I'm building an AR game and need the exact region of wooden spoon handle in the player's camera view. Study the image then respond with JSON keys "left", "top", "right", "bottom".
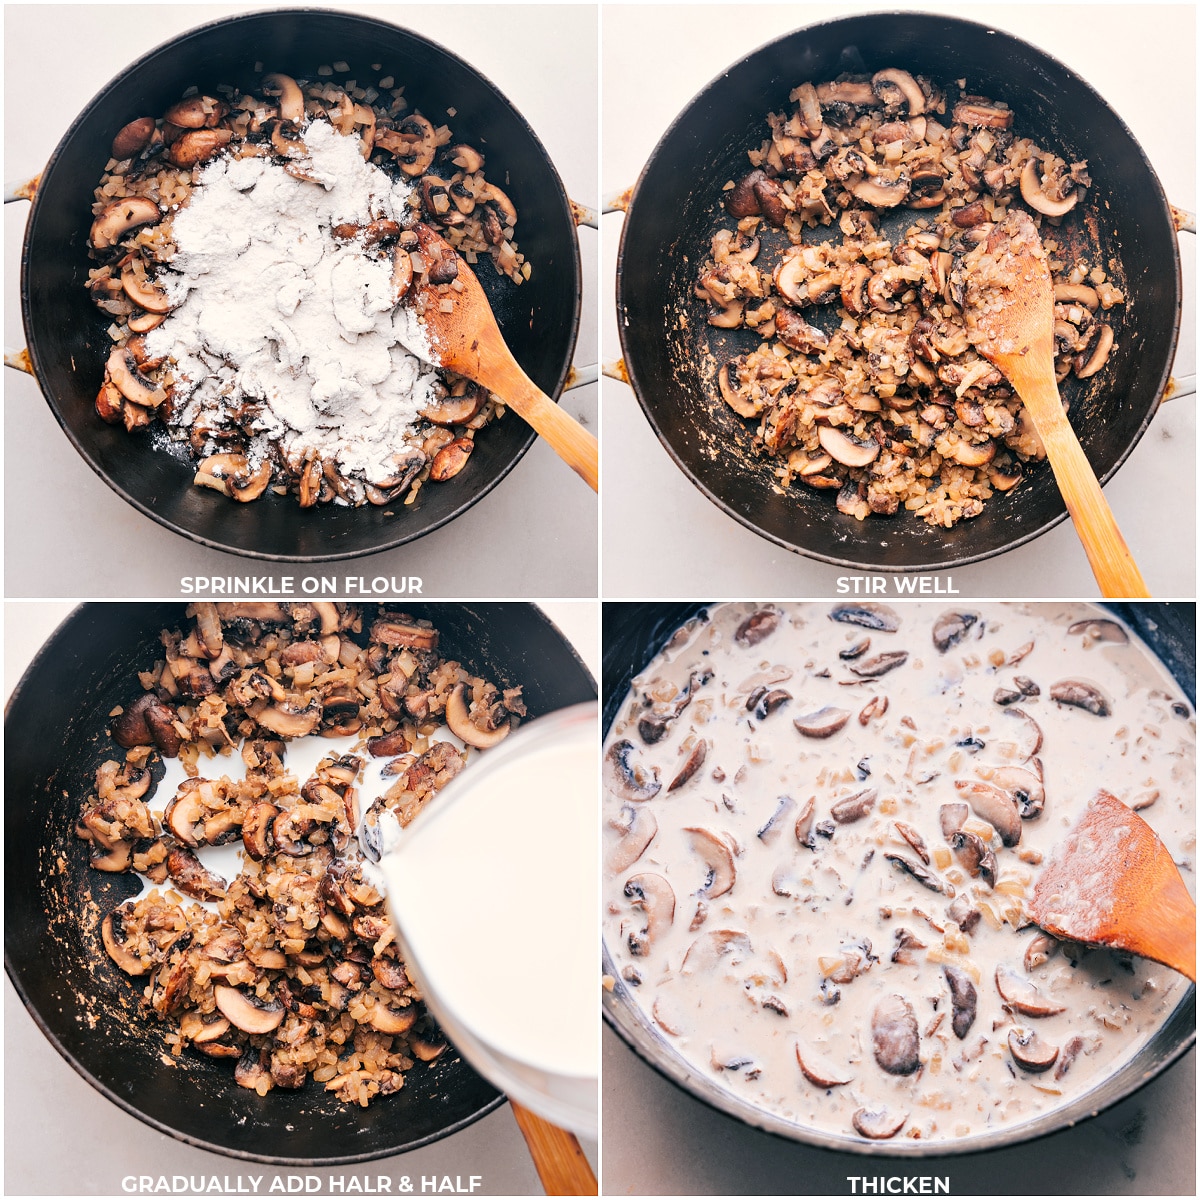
{"left": 483, "top": 357, "right": 598, "bottom": 491}
{"left": 509, "top": 1100, "right": 597, "bottom": 1196}
{"left": 1022, "top": 378, "right": 1148, "bottom": 597}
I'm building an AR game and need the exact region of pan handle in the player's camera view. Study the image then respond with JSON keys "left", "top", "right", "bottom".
{"left": 4, "top": 175, "right": 40, "bottom": 374}
{"left": 1172, "top": 206, "right": 1196, "bottom": 236}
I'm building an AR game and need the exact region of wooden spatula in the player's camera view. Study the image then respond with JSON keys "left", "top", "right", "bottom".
{"left": 509, "top": 1100, "right": 598, "bottom": 1196}
{"left": 397, "top": 223, "right": 598, "bottom": 491}
{"left": 1029, "top": 789, "right": 1195, "bottom": 980}
{"left": 958, "top": 209, "right": 1147, "bottom": 597}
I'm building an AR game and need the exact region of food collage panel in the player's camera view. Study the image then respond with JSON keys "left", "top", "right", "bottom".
{"left": 3, "top": 3, "right": 1194, "bottom": 1198}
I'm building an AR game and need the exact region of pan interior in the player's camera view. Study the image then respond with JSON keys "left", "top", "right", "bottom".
{"left": 5, "top": 602, "right": 595, "bottom": 1164}
{"left": 618, "top": 13, "right": 1180, "bottom": 571}
{"left": 22, "top": 10, "right": 581, "bottom": 561}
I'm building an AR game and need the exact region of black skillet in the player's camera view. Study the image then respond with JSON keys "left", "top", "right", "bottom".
{"left": 5, "top": 603, "right": 595, "bottom": 1164}
{"left": 601, "top": 601, "right": 1196, "bottom": 1155}
{"left": 16, "top": 9, "right": 581, "bottom": 562}
{"left": 616, "top": 12, "right": 1183, "bottom": 573}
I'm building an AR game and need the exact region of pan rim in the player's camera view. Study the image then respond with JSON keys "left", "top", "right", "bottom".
{"left": 615, "top": 9, "right": 1183, "bottom": 574}
{"left": 19, "top": 6, "right": 583, "bottom": 564}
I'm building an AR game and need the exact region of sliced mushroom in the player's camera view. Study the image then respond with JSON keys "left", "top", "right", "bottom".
{"left": 111, "top": 117, "right": 156, "bottom": 160}
{"left": 995, "top": 966, "right": 1066, "bottom": 1017}
{"left": 885, "top": 852, "right": 953, "bottom": 896}
{"left": 794, "top": 796, "right": 816, "bottom": 846}
{"left": 686, "top": 827, "right": 737, "bottom": 898}
{"left": 1067, "top": 617, "right": 1129, "bottom": 645}
{"left": 1020, "top": 156, "right": 1079, "bottom": 217}
{"left": 624, "top": 873, "right": 676, "bottom": 954}
{"left": 91, "top": 196, "right": 161, "bottom": 251}
{"left": 949, "top": 830, "right": 996, "bottom": 887}
{"left": 893, "top": 821, "right": 929, "bottom": 865}
{"left": 852, "top": 1107, "right": 908, "bottom": 1140}
{"left": 256, "top": 701, "right": 322, "bottom": 738}
{"left": 119, "top": 265, "right": 172, "bottom": 314}
{"left": 818, "top": 425, "right": 880, "bottom": 468}
{"left": 735, "top": 607, "right": 781, "bottom": 646}
{"left": 1003, "top": 707, "right": 1044, "bottom": 759}
{"left": 445, "top": 682, "right": 511, "bottom": 749}
{"left": 607, "top": 805, "right": 658, "bottom": 873}
{"left": 943, "top": 966, "right": 978, "bottom": 1039}
{"left": 990, "top": 765, "right": 1046, "bottom": 819}
{"left": 668, "top": 740, "right": 707, "bottom": 791}
{"left": 681, "top": 929, "right": 751, "bottom": 975}
{"left": 872, "top": 69, "right": 925, "bottom": 115}
{"left": 848, "top": 173, "right": 910, "bottom": 207}
{"left": 952, "top": 99, "right": 1013, "bottom": 129}
{"left": 796, "top": 1041, "right": 853, "bottom": 1088}
{"left": 955, "top": 779, "right": 1022, "bottom": 847}
{"left": 241, "top": 801, "right": 278, "bottom": 861}
{"left": 950, "top": 438, "right": 996, "bottom": 467}
{"left": 939, "top": 802, "right": 968, "bottom": 838}
{"left": 1049, "top": 679, "right": 1111, "bottom": 717}
{"left": 166, "top": 127, "right": 232, "bottom": 167}
{"left": 871, "top": 993, "right": 920, "bottom": 1075}
{"left": 1008, "top": 1027, "right": 1059, "bottom": 1073}
{"left": 1024, "top": 932, "right": 1060, "bottom": 972}
{"left": 829, "top": 604, "right": 900, "bottom": 632}
{"left": 214, "top": 984, "right": 284, "bottom": 1034}
{"left": 263, "top": 72, "right": 305, "bottom": 123}
{"left": 101, "top": 906, "right": 148, "bottom": 975}
{"left": 106, "top": 346, "right": 166, "bottom": 408}
{"left": 831, "top": 787, "right": 877, "bottom": 824}
{"left": 367, "top": 1002, "right": 417, "bottom": 1035}
{"left": 1055, "top": 1034, "right": 1087, "bottom": 1080}
{"left": 605, "top": 739, "right": 661, "bottom": 802}
{"left": 849, "top": 651, "right": 908, "bottom": 678}
{"left": 166, "top": 846, "right": 227, "bottom": 901}
{"left": 932, "top": 611, "right": 978, "bottom": 653}
{"left": 794, "top": 706, "right": 850, "bottom": 738}
{"left": 164, "top": 786, "right": 204, "bottom": 847}
{"left": 757, "top": 795, "right": 797, "bottom": 843}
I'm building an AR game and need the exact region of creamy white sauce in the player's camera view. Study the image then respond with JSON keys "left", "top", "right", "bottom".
{"left": 603, "top": 603, "right": 1194, "bottom": 1144}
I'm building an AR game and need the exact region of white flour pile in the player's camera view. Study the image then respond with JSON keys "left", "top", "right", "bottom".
{"left": 146, "top": 119, "right": 438, "bottom": 484}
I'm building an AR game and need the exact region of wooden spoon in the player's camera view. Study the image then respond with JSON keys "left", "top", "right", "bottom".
{"left": 509, "top": 1099, "right": 598, "bottom": 1196}
{"left": 958, "top": 210, "right": 1147, "bottom": 597}
{"left": 1029, "top": 788, "right": 1195, "bottom": 980}
{"left": 396, "top": 223, "right": 598, "bottom": 491}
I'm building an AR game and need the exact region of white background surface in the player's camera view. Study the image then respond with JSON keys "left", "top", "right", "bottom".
{"left": 602, "top": 3, "right": 1197, "bottom": 599}
{"left": 4, "top": 599, "right": 598, "bottom": 1196}
{"left": 3, "top": 3, "right": 598, "bottom": 598}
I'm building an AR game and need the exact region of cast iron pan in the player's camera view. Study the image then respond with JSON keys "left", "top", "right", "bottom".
{"left": 19, "top": 9, "right": 581, "bottom": 561}
{"left": 5, "top": 603, "right": 595, "bottom": 1164}
{"left": 617, "top": 13, "right": 1183, "bottom": 572}
{"left": 600, "top": 601, "right": 1196, "bottom": 1155}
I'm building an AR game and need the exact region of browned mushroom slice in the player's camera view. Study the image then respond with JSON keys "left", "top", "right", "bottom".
{"left": 872, "top": 68, "right": 925, "bottom": 114}
{"left": 995, "top": 966, "right": 1066, "bottom": 1017}
{"left": 849, "top": 650, "right": 908, "bottom": 678}
{"left": 751, "top": 688, "right": 792, "bottom": 720}
{"left": 990, "top": 765, "right": 1046, "bottom": 819}
{"left": 120, "top": 265, "right": 172, "bottom": 314}
{"left": 757, "top": 795, "right": 797, "bottom": 843}
{"left": 263, "top": 72, "right": 305, "bottom": 122}
{"left": 717, "top": 360, "right": 762, "bottom": 419}
{"left": 91, "top": 196, "right": 161, "bottom": 250}
{"left": 164, "top": 785, "right": 205, "bottom": 847}
{"left": 735, "top": 607, "right": 781, "bottom": 646}
{"left": 944, "top": 966, "right": 977, "bottom": 1039}
{"left": 241, "top": 801, "right": 278, "bottom": 861}
{"left": 831, "top": 787, "right": 877, "bottom": 824}
{"left": 1049, "top": 679, "right": 1111, "bottom": 717}
{"left": 1024, "top": 932, "right": 1060, "bottom": 972}
{"left": 796, "top": 1041, "right": 853, "bottom": 1087}
{"left": 1009, "top": 1027, "right": 1059, "bottom": 1073}
{"left": 256, "top": 701, "right": 322, "bottom": 738}
{"left": 818, "top": 425, "right": 880, "bottom": 468}
{"left": 215, "top": 984, "right": 285, "bottom": 1034}
{"left": 817, "top": 80, "right": 880, "bottom": 109}
{"left": 848, "top": 173, "right": 911, "bottom": 207}
{"left": 367, "top": 1002, "right": 418, "bottom": 1035}
{"left": 681, "top": 929, "right": 751, "bottom": 975}
{"left": 947, "top": 893, "right": 981, "bottom": 935}
{"left": 871, "top": 993, "right": 920, "bottom": 1075}
{"left": 605, "top": 739, "right": 661, "bottom": 802}
{"left": 112, "top": 117, "right": 156, "bottom": 160}
{"left": 950, "top": 438, "right": 996, "bottom": 468}
{"left": 101, "top": 906, "right": 148, "bottom": 975}
{"left": 950, "top": 829, "right": 997, "bottom": 888}
{"left": 668, "top": 740, "right": 707, "bottom": 791}
{"left": 775, "top": 307, "right": 830, "bottom": 354}
{"left": 1003, "top": 707, "right": 1044, "bottom": 759}
{"left": 445, "top": 682, "right": 510, "bottom": 749}
{"left": 794, "top": 795, "right": 816, "bottom": 845}
{"left": 853, "top": 1106, "right": 908, "bottom": 1140}
{"left": 955, "top": 780, "right": 1022, "bottom": 847}
{"left": 106, "top": 346, "right": 166, "bottom": 408}
{"left": 1020, "top": 155, "right": 1079, "bottom": 217}
{"left": 952, "top": 98, "right": 1013, "bottom": 129}
{"left": 932, "top": 611, "right": 979, "bottom": 653}
{"left": 793, "top": 706, "right": 850, "bottom": 738}
{"left": 686, "top": 827, "right": 737, "bottom": 898}
{"left": 166, "top": 846, "right": 227, "bottom": 901}
{"left": 893, "top": 821, "right": 929, "bottom": 864}
{"left": 624, "top": 873, "right": 676, "bottom": 955}
{"left": 829, "top": 603, "right": 900, "bottom": 632}
{"left": 166, "top": 128, "right": 233, "bottom": 168}
{"left": 1055, "top": 1034, "right": 1088, "bottom": 1080}
{"left": 607, "top": 805, "right": 658, "bottom": 873}
{"left": 885, "top": 852, "right": 953, "bottom": 896}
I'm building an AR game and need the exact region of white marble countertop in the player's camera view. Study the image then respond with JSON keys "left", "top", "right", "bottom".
{"left": 4, "top": 599, "right": 598, "bottom": 1196}
{"left": 3, "top": 4, "right": 598, "bottom": 598}
{"left": 601, "top": 3, "right": 1196, "bottom": 599}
